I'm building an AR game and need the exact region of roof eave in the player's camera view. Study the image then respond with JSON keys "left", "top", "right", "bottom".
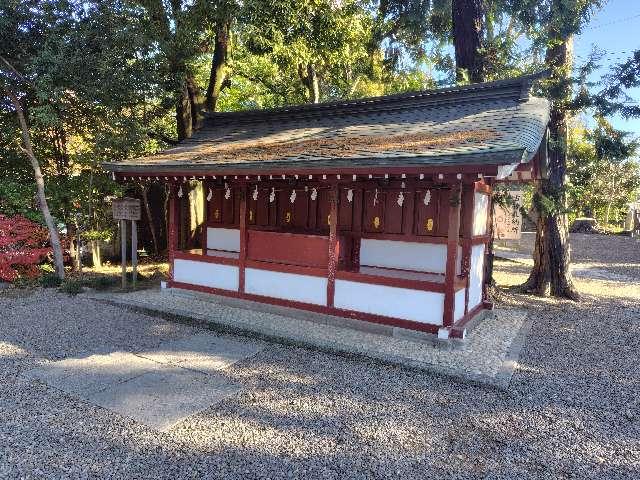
{"left": 102, "top": 147, "right": 530, "bottom": 176}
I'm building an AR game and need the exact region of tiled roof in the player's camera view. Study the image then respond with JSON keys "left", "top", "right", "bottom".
{"left": 104, "top": 74, "right": 550, "bottom": 174}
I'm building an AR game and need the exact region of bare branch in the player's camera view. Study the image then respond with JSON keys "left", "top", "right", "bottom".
{"left": 0, "top": 55, "right": 34, "bottom": 88}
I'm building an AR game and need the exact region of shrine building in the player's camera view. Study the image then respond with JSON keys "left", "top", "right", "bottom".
{"left": 103, "top": 74, "right": 550, "bottom": 340}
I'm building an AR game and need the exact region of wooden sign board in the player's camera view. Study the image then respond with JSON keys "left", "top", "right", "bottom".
{"left": 112, "top": 198, "right": 141, "bottom": 221}
{"left": 494, "top": 191, "right": 523, "bottom": 240}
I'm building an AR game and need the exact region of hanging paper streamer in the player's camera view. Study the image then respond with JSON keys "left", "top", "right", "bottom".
{"left": 290, "top": 189, "right": 297, "bottom": 203}
{"left": 252, "top": 185, "right": 258, "bottom": 201}
{"left": 347, "top": 189, "right": 353, "bottom": 203}
{"left": 401, "top": 181, "right": 406, "bottom": 189}
{"left": 269, "top": 187, "right": 276, "bottom": 203}
{"left": 423, "top": 190, "right": 431, "bottom": 206}
{"left": 373, "top": 188, "right": 379, "bottom": 206}
{"left": 177, "top": 185, "right": 183, "bottom": 198}
{"left": 224, "top": 182, "right": 231, "bottom": 200}
{"left": 310, "top": 187, "right": 318, "bottom": 201}
{"left": 206, "top": 188, "right": 212, "bottom": 202}
{"left": 397, "top": 191, "right": 404, "bottom": 207}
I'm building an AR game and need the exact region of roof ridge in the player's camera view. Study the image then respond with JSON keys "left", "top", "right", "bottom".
{"left": 203, "top": 72, "right": 547, "bottom": 125}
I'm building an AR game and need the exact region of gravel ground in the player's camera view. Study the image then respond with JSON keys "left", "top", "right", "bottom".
{"left": 1, "top": 234, "right": 639, "bottom": 479}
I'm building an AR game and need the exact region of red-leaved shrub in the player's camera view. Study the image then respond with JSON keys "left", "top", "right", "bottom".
{"left": 0, "top": 215, "right": 52, "bottom": 282}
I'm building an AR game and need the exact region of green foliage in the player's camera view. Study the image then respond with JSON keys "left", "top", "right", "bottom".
{"left": 86, "top": 275, "right": 118, "bottom": 290}
{"left": 0, "top": 181, "right": 41, "bottom": 222}
{"left": 567, "top": 120, "right": 640, "bottom": 225}
{"left": 1, "top": 0, "right": 638, "bottom": 255}
{"left": 59, "top": 279, "right": 84, "bottom": 296}
{"left": 39, "top": 272, "right": 62, "bottom": 288}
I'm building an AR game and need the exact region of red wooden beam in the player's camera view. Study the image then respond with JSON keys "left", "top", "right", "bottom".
{"left": 168, "top": 185, "right": 178, "bottom": 281}
{"left": 201, "top": 181, "right": 209, "bottom": 253}
{"left": 442, "top": 183, "right": 462, "bottom": 327}
{"left": 327, "top": 184, "right": 339, "bottom": 307}
{"left": 238, "top": 185, "right": 248, "bottom": 293}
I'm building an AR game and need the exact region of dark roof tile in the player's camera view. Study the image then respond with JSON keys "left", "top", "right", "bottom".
{"left": 104, "top": 74, "right": 549, "bottom": 174}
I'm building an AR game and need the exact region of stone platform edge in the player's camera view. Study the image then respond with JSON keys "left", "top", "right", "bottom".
{"left": 85, "top": 287, "right": 528, "bottom": 390}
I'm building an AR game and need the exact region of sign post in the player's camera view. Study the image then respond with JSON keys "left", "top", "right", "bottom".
{"left": 113, "top": 198, "right": 141, "bottom": 289}
{"left": 493, "top": 190, "right": 523, "bottom": 241}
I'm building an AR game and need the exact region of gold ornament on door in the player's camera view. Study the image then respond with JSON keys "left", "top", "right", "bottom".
{"left": 425, "top": 218, "right": 433, "bottom": 231}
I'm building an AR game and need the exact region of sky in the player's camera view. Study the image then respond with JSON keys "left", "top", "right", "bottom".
{"left": 574, "top": 0, "right": 640, "bottom": 135}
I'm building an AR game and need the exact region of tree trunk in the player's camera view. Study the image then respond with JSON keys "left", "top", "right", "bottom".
{"left": 452, "top": 0, "right": 485, "bottom": 83}
{"left": 298, "top": 63, "right": 320, "bottom": 103}
{"left": 186, "top": 75, "right": 203, "bottom": 131}
{"left": 141, "top": 185, "right": 159, "bottom": 255}
{"left": 74, "top": 218, "right": 82, "bottom": 272}
{"left": 91, "top": 240, "right": 102, "bottom": 268}
{"left": 522, "top": 35, "right": 579, "bottom": 300}
{"left": 205, "top": 21, "right": 230, "bottom": 112}
{"left": 307, "top": 64, "right": 319, "bottom": 103}
{"left": 176, "top": 80, "right": 192, "bottom": 141}
{"left": 6, "top": 89, "right": 65, "bottom": 279}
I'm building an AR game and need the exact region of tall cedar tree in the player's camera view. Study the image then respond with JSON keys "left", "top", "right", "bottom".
{"left": 522, "top": 0, "right": 582, "bottom": 299}
{"left": 451, "top": 0, "right": 485, "bottom": 82}
{"left": 522, "top": 38, "right": 578, "bottom": 298}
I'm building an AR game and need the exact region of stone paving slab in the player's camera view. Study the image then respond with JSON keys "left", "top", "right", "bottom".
{"left": 136, "top": 333, "right": 262, "bottom": 374}
{"left": 22, "top": 333, "right": 263, "bottom": 431}
{"left": 86, "top": 367, "right": 240, "bottom": 431}
{"left": 23, "top": 352, "right": 162, "bottom": 396}
{"left": 87, "top": 289, "right": 531, "bottom": 389}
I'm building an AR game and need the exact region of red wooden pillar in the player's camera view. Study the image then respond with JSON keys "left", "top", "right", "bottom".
{"left": 201, "top": 180, "right": 208, "bottom": 254}
{"left": 460, "top": 182, "right": 475, "bottom": 315}
{"left": 238, "top": 184, "right": 248, "bottom": 293}
{"left": 168, "top": 183, "right": 179, "bottom": 281}
{"left": 327, "top": 184, "right": 339, "bottom": 307}
{"left": 443, "top": 182, "right": 462, "bottom": 327}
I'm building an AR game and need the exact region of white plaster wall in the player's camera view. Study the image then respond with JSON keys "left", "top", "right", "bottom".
{"left": 472, "top": 192, "right": 489, "bottom": 236}
{"left": 454, "top": 288, "right": 466, "bottom": 322}
{"left": 206, "top": 227, "right": 240, "bottom": 252}
{"left": 173, "top": 259, "right": 239, "bottom": 291}
{"left": 468, "top": 244, "right": 485, "bottom": 309}
{"left": 245, "top": 268, "right": 327, "bottom": 305}
{"left": 334, "top": 280, "right": 444, "bottom": 325}
{"left": 360, "top": 239, "right": 447, "bottom": 273}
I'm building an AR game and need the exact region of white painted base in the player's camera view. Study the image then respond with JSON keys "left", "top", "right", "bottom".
{"left": 173, "top": 259, "right": 239, "bottom": 291}
{"left": 473, "top": 192, "right": 489, "bottom": 236}
{"left": 160, "top": 281, "right": 167, "bottom": 290}
{"left": 334, "top": 279, "right": 444, "bottom": 325}
{"left": 454, "top": 288, "right": 466, "bottom": 321}
{"left": 437, "top": 327, "right": 450, "bottom": 340}
{"left": 206, "top": 227, "right": 240, "bottom": 252}
{"left": 245, "top": 268, "right": 327, "bottom": 305}
{"left": 468, "top": 244, "right": 485, "bottom": 310}
{"left": 360, "top": 239, "right": 447, "bottom": 273}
